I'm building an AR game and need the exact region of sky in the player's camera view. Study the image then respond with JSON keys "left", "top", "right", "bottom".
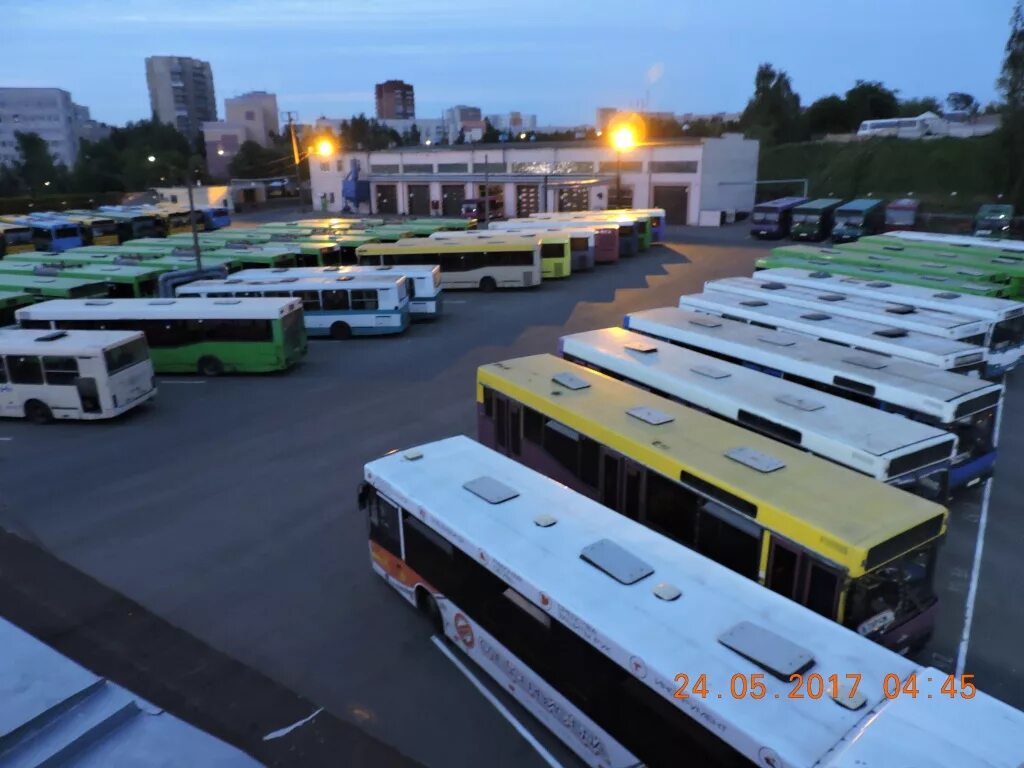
{"left": 1, "top": 0, "right": 1017, "bottom": 128}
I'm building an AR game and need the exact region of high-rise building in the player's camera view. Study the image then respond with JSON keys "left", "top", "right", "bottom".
{"left": 375, "top": 80, "right": 415, "bottom": 119}
{"left": 145, "top": 56, "right": 217, "bottom": 139}
{"left": 0, "top": 87, "right": 97, "bottom": 167}
{"left": 443, "top": 105, "right": 483, "bottom": 143}
{"left": 486, "top": 111, "right": 538, "bottom": 135}
{"left": 224, "top": 91, "right": 279, "bottom": 146}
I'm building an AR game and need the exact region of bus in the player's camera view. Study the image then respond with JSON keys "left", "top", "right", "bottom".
{"left": 0, "top": 290, "right": 35, "bottom": 326}
{"left": 759, "top": 245, "right": 1020, "bottom": 296}
{"left": 93, "top": 208, "right": 163, "bottom": 241}
{"left": 430, "top": 231, "right": 572, "bottom": 279}
{"left": 356, "top": 238, "right": 542, "bottom": 291}
{"left": 230, "top": 265, "right": 442, "bottom": 320}
{"left": 867, "top": 230, "right": 1024, "bottom": 254}
{"left": 0, "top": 273, "right": 108, "bottom": 300}
{"left": 705, "top": 276, "right": 991, "bottom": 344}
{"left": 0, "top": 327, "right": 156, "bottom": 423}
{"left": 749, "top": 197, "right": 808, "bottom": 239}
{"left": 362, "top": 435, "right": 1024, "bottom": 768}
{"left": 494, "top": 218, "right": 620, "bottom": 263}
{"left": 194, "top": 205, "right": 231, "bottom": 231}
{"left": 856, "top": 113, "right": 947, "bottom": 138}
{"left": 404, "top": 217, "right": 474, "bottom": 230}
{"left": 0, "top": 222, "right": 33, "bottom": 257}
{"left": 624, "top": 306, "right": 1003, "bottom": 490}
{"left": 476, "top": 354, "right": 948, "bottom": 653}
{"left": 0, "top": 260, "right": 161, "bottom": 299}
{"left": 752, "top": 267, "right": 1024, "bottom": 376}
{"left": 306, "top": 235, "right": 380, "bottom": 266}
{"left": 628, "top": 207, "right": 666, "bottom": 242}
{"left": 678, "top": 291, "right": 987, "bottom": 374}
{"left": 33, "top": 248, "right": 238, "bottom": 276}
{"left": 2, "top": 216, "right": 83, "bottom": 252}
{"left": 62, "top": 214, "right": 119, "bottom": 245}
{"left": 884, "top": 199, "right": 920, "bottom": 231}
{"left": 487, "top": 223, "right": 602, "bottom": 269}
{"left": 176, "top": 274, "right": 410, "bottom": 339}
{"left": 460, "top": 196, "right": 503, "bottom": 222}
{"left": 17, "top": 297, "right": 306, "bottom": 375}
{"left": 789, "top": 199, "right": 844, "bottom": 242}
{"left": 560, "top": 327, "right": 955, "bottom": 495}
{"left": 534, "top": 211, "right": 652, "bottom": 252}
{"left": 973, "top": 203, "right": 1014, "bottom": 238}
{"left": 831, "top": 199, "right": 886, "bottom": 243}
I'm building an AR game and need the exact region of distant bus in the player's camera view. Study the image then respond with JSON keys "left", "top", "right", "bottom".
{"left": 176, "top": 274, "right": 410, "bottom": 339}
{"left": 625, "top": 306, "right": 1002, "bottom": 490}
{"left": 0, "top": 260, "right": 161, "bottom": 298}
{"left": 476, "top": 354, "right": 948, "bottom": 653}
{"left": 677, "top": 291, "right": 987, "bottom": 374}
{"left": 93, "top": 208, "right": 163, "bottom": 241}
{"left": 460, "top": 196, "right": 503, "bottom": 222}
{"left": 2, "top": 216, "right": 83, "bottom": 252}
{"left": 487, "top": 224, "right": 602, "bottom": 269}
{"left": 973, "top": 203, "right": 1014, "bottom": 238}
{"left": 531, "top": 211, "right": 644, "bottom": 255}
{"left": 831, "top": 199, "right": 886, "bottom": 243}
{"left": 0, "top": 273, "right": 108, "bottom": 300}
{"left": 430, "top": 231, "right": 573, "bottom": 278}
{"left": 361, "top": 435, "right": 1024, "bottom": 768}
{"left": 17, "top": 297, "right": 306, "bottom": 375}
{"left": 0, "top": 290, "right": 35, "bottom": 326}
{"left": 0, "top": 222, "right": 33, "bottom": 257}
{"left": 230, "top": 265, "right": 443, "bottom": 320}
{"left": 884, "top": 198, "right": 920, "bottom": 231}
{"left": 869, "top": 230, "right": 1024, "bottom": 254}
{"left": 705, "top": 276, "right": 991, "bottom": 345}
{"left": 0, "top": 327, "right": 156, "bottom": 423}
{"left": 789, "top": 198, "right": 844, "bottom": 242}
{"left": 856, "top": 114, "right": 946, "bottom": 139}
{"left": 196, "top": 205, "right": 231, "bottom": 230}
{"left": 752, "top": 267, "right": 1024, "bottom": 376}
{"left": 560, "top": 326, "right": 955, "bottom": 495}
{"left": 749, "top": 197, "right": 808, "bottom": 239}
{"left": 493, "top": 218, "right": 619, "bottom": 263}
{"left": 356, "top": 238, "right": 541, "bottom": 291}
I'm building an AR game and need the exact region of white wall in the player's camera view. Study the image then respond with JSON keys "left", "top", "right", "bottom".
{"left": 699, "top": 133, "right": 759, "bottom": 214}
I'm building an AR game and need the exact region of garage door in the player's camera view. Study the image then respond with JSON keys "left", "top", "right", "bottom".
{"left": 376, "top": 184, "right": 398, "bottom": 215}
{"left": 442, "top": 185, "right": 466, "bottom": 217}
{"left": 516, "top": 185, "right": 539, "bottom": 217}
{"left": 653, "top": 185, "right": 689, "bottom": 225}
{"left": 408, "top": 184, "right": 430, "bottom": 216}
{"left": 558, "top": 186, "right": 590, "bottom": 212}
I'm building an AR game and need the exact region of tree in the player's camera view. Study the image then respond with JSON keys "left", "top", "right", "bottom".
{"left": 804, "top": 95, "right": 852, "bottom": 136}
{"left": 844, "top": 80, "right": 899, "bottom": 128}
{"left": 480, "top": 118, "right": 501, "bottom": 143}
{"left": 14, "top": 131, "right": 68, "bottom": 194}
{"left": 454, "top": 128, "right": 466, "bottom": 145}
{"left": 407, "top": 123, "right": 421, "bottom": 145}
{"left": 227, "top": 140, "right": 279, "bottom": 178}
{"left": 998, "top": 0, "right": 1024, "bottom": 206}
{"left": 946, "top": 92, "right": 979, "bottom": 116}
{"left": 645, "top": 116, "right": 686, "bottom": 139}
{"left": 898, "top": 96, "right": 942, "bottom": 116}
{"left": 740, "top": 63, "right": 802, "bottom": 145}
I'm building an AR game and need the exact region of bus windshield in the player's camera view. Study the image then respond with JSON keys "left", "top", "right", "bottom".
{"left": 847, "top": 545, "right": 937, "bottom": 637}
{"left": 991, "top": 315, "right": 1024, "bottom": 349}
{"left": 887, "top": 209, "right": 916, "bottom": 226}
{"left": 752, "top": 211, "right": 779, "bottom": 223}
{"left": 104, "top": 337, "right": 150, "bottom": 374}
{"left": 792, "top": 214, "right": 819, "bottom": 224}
{"left": 836, "top": 215, "right": 864, "bottom": 227}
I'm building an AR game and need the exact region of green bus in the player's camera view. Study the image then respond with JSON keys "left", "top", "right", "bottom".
{"left": 831, "top": 198, "right": 886, "bottom": 242}
{"left": 0, "top": 260, "right": 162, "bottom": 297}
{"left": 974, "top": 203, "right": 1014, "bottom": 238}
{"left": 837, "top": 240, "right": 1024, "bottom": 297}
{"left": 189, "top": 230, "right": 339, "bottom": 266}
{"left": 754, "top": 251, "right": 1012, "bottom": 298}
{"left": 17, "top": 296, "right": 307, "bottom": 375}
{"left": 789, "top": 198, "right": 845, "bottom": 242}
{"left": 0, "top": 290, "right": 35, "bottom": 325}
{"left": 0, "top": 273, "right": 109, "bottom": 299}
{"left": 405, "top": 217, "right": 475, "bottom": 230}
{"left": 757, "top": 245, "right": 1019, "bottom": 297}
{"left": 860, "top": 233, "right": 1024, "bottom": 258}
{"left": 23, "top": 248, "right": 241, "bottom": 275}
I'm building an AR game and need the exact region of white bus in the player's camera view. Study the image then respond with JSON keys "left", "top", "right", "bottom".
{"left": 705, "top": 276, "right": 991, "bottom": 343}
{"left": 678, "top": 291, "right": 988, "bottom": 374}
{"left": 229, "top": 265, "right": 443, "bottom": 321}
{"left": 882, "top": 230, "right": 1024, "bottom": 253}
{"left": 752, "top": 267, "right": 1024, "bottom": 376}
{"left": 530, "top": 211, "right": 642, "bottom": 256}
{"left": 361, "top": 435, "right": 1024, "bottom": 768}
{"left": 428, "top": 230, "right": 576, "bottom": 279}
{"left": 560, "top": 327, "right": 955, "bottom": 494}
{"left": 492, "top": 218, "right": 620, "bottom": 263}
{"left": 485, "top": 223, "right": 599, "bottom": 270}
{"left": 0, "top": 327, "right": 155, "bottom": 423}
{"left": 176, "top": 274, "right": 410, "bottom": 340}
{"left": 624, "top": 306, "right": 1002, "bottom": 491}
{"left": 856, "top": 114, "right": 947, "bottom": 139}
{"left": 356, "top": 238, "right": 542, "bottom": 291}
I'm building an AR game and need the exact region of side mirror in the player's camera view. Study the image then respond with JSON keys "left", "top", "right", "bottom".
{"left": 357, "top": 482, "right": 370, "bottom": 511}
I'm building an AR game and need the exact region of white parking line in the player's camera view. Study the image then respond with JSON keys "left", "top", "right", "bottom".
{"left": 956, "top": 478, "right": 992, "bottom": 677}
{"left": 0, "top": 437, "right": 12, "bottom": 441}
{"left": 158, "top": 380, "right": 207, "bottom": 385}
{"left": 431, "top": 635, "right": 564, "bottom": 768}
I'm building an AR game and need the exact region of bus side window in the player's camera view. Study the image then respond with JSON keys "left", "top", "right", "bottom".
{"left": 321, "top": 289, "right": 350, "bottom": 311}
{"left": 350, "top": 290, "right": 379, "bottom": 311}
{"left": 368, "top": 492, "right": 402, "bottom": 557}
{"left": 0, "top": 358, "right": 7, "bottom": 383}
{"left": 5, "top": 355, "right": 43, "bottom": 385}
{"left": 482, "top": 386, "right": 494, "bottom": 418}
{"left": 806, "top": 562, "right": 840, "bottom": 618}
{"left": 295, "top": 291, "right": 322, "bottom": 311}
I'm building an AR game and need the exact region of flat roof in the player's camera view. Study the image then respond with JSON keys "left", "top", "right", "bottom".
{"left": 0, "top": 326, "right": 143, "bottom": 351}
{"left": 754, "top": 197, "right": 808, "bottom": 209}
{"left": 478, "top": 354, "right": 945, "bottom": 570}
{"left": 179, "top": 274, "right": 405, "bottom": 291}
{"left": 836, "top": 198, "right": 885, "bottom": 212}
{"left": 793, "top": 198, "right": 845, "bottom": 211}
{"left": 16, "top": 297, "right": 301, "bottom": 321}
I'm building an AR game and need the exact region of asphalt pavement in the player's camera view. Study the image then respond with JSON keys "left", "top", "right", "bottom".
{"left": 1, "top": 223, "right": 1021, "bottom": 767}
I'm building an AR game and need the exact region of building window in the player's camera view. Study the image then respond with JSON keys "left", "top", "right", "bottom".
{"left": 402, "top": 163, "right": 433, "bottom": 173}
{"left": 336, "top": 159, "right": 345, "bottom": 172}
{"left": 650, "top": 160, "right": 698, "bottom": 173}
{"left": 472, "top": 162, "right": 506, "bottom": 173}
{"left": 320, "top": 162, "right": 329, "bottom": 172}
{"left": 370, "top": 164, "right": 400, "bottom": 174}
{"left": 598, "top": 160, "right": 643, "bottom": 173}
{"left": 438, "top": 163, "right": 469, "bottom": 173}
{"left": 329, "top": 192, "right": 335, "bottom": 203}
{"left": 245, "top": 110, "right": 255, "bottom": 120}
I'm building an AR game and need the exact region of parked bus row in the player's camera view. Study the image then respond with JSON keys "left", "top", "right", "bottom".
{"left": 752, "top": 196, "right": 1017, "bottom": 242}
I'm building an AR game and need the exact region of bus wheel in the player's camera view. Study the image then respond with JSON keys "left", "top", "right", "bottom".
{"left": 25, "top": 400, "right": 53, "bottom": 424}
{"left": 479, "top": 276, "right": 497, "bottom": 292}
{"left": 416, "top": 588, "right": 443, "bottom": 633}
{"left": 198, "top": 356, "right": 224, "bottom": 376}
{"left": 329, "top": 322, "right": 352, "bottom": 340}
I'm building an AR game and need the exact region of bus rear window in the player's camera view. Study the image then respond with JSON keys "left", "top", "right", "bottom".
{"left": 570, "top": 237, "right": 587, "bottom": 252}
{"left": 104, "top": 337, "right": 149, "bottom": 374}
{"left": 540, "top": 243, "right": 563, "bottom": 259}
{"left": 56, "top": 226, "right": 79, "bottom": 239}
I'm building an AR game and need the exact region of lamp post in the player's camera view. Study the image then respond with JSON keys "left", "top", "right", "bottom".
{"left": 149, "top": 153, "right": 205, "bottom": 270}
{"left": 610, "top": 125, "right": 637, "bottom": 210}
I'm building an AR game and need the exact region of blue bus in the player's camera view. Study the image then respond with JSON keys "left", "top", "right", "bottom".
{"left": 4, "top": 215, "right": 84, "bottom": 252}
{"left": 749, "top": 196, "right": 808, "bottom": 239}
{"left": 198, "top": 206, "right": 232, "bottom": 230}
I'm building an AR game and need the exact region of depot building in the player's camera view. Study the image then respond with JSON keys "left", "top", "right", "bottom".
{"left": 308, "top": 134, "right": 758, "bottom": 225}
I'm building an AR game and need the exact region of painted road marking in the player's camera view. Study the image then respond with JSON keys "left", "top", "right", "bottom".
{"left": 956, "top": 478, "right": 992, "bottom": 677}
{"left": 262, "top": 707, "right": 323, "bottom": 741}
{"left": 158, "top": 380, "right": 207, "bottom": 385}
{"left": 0, "top": 437, "right": 12, "bottom": 441}
{"left": 431, "top": 635, "right": 564, "bottom": 768}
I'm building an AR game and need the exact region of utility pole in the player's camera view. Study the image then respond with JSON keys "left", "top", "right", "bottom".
{"left": 483, "top": 152, "right": 490, "bottom": 227}
{"left": 283, "top": 110, "right": 304, "bottom": 206}
{"left": 185, "top": 156, "right": 203, "bottom": 271}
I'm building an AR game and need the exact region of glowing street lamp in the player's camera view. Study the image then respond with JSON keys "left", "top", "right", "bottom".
{"left": 147, "top": 155, "right": 156, "bottom": 163}
{"left": 607, "top": 116, "right": 643, "bottom": 209}
{"left": 316, "top": 138, "right": 336, "bottom": 158}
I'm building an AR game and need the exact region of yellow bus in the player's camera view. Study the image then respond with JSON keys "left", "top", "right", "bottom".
{"left": 427, "top": 230, "right": 573, "bottom": 279}
{"left": 476, "top": 353, "right": 947, "bottom": 654}
{"left": 356, "top": 237, "right": 541, "bottom": 291}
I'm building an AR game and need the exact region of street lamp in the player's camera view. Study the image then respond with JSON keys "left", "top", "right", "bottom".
{"left": 149, "top": 153, "right": 206, "bottom": 270}
{"left": 147, "top": 155, "right": 156, "bottom": 163}
{"left": 610, "top": 124, "right": 637, "bottom": 209}
{"left": 216, "top": 148, "right": 225, "bottom": 156}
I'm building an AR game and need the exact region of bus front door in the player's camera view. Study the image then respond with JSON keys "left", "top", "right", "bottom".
{"left": 489, "top": 393, "right": 522, "bottom": 459}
